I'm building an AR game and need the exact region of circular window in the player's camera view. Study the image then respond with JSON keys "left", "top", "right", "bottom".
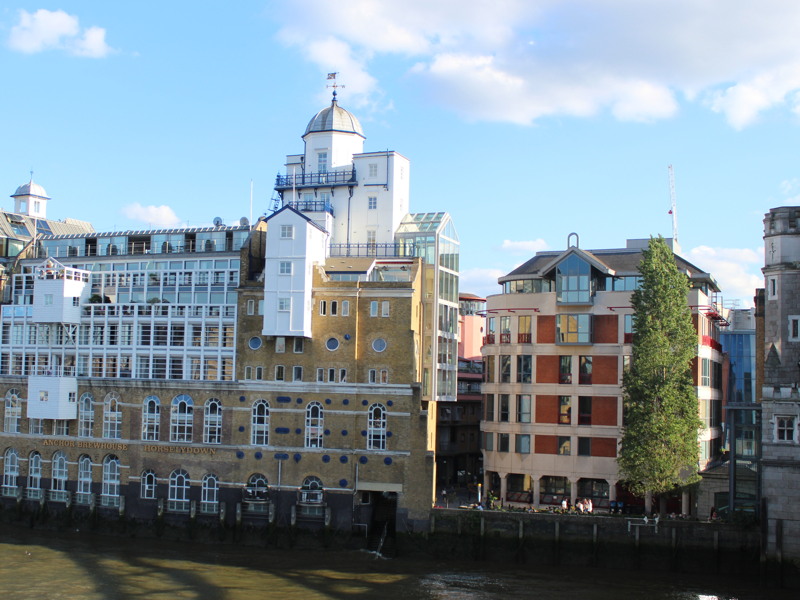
{"left": 248, "top": 336, "right": 262, "bottom": 350}
{"left": 326, "top": 337, "right": 340, "bottom": 351}
{"left": 372, "top": 338, "right": 387, "bottom": 352}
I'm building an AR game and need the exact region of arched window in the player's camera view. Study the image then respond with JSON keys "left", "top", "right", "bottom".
{"left": 245, "top": 473, "right": 268, "bottom": 500}
{"left": 2, "top": 448, "right": 19, "bottom": 493}
{"left": 78, "top": 393, "right": 95, "bottom": 437}
{"left": 170, "top": 394, "right": 193, "bottom": 442}
{"left": 168, "top": 469, "right": 190, "bottom": 512}
{"left": 304, "top": 402, "right": 323, "bottom": 448}
{"left": 141, "top": 469, "right": 157, "bottom": 499}
{"left": 251, "top": 399, "right": 270, "bottom": 446}
{"left": 102, "top": 392, "right": 121, "bottom": 439}
{"left": 51, "top": 451, "right": 68, "bottom": 501}
{"left": 27, "top": 452, "right": 42, "bottom": 499}
{"left": 367, "top": 403, "right": 387, "bottom": 450}
{"left": 299, "top": 475, "right": 324, "bottom": 506}
{"left": 77, "top": 455, "right": 93, "bottom": 503}
{"left": 4, "top": 389, "right": 21, "bottom": 433}
{"left": 142, "top": 395, "right": 160, "bottom": 441}
{"left": 201, "top": 474, "right": 218, "bottom": 514}
{"left": 101, "top": 455, "right": 120, "bottom": 506}
{"left": 203, "top": 398, "right": 222, "bottom": 444}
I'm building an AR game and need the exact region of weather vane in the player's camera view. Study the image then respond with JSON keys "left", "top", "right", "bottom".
{"left": 326, "top": 72, "right": 344, "bottom": 100}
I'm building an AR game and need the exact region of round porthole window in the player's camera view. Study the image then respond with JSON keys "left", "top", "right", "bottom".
{"left": 372, "top": 338, "right": 387, "bottom": 353}
{"left": 326, "top": 337, "right": 340, "bottom": 351}
{"left": 248, "top": 336, "right": 262, "bottom": 350}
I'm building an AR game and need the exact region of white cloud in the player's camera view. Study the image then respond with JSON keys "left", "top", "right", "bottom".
{"left": 121, "top": 203, "right": 181, "bottom": 228}
{"left": 459, "top": 267, "right": 505, "bottom": 299}
{"left": 273, "top": 1, "right": 800, "bottom": 127}
{"left": 501, "top": 239, "right": 549, "bottom": 254}
{"left": 7, "top": 9, "right": 112, "bottom": 58}
{"left": 687, "top": 245, "right": 763, "bottom": 307}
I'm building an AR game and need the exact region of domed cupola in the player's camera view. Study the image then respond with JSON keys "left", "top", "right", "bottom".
{"left": 11, "top": 176, "right": 50, "bottom": 219}
{"left": 303, "top": 91, "right": 365, "bottom": 139}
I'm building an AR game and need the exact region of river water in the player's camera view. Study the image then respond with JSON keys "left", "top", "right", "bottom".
{"left": 0, "top": 529, "right": 789, "bottom": 600}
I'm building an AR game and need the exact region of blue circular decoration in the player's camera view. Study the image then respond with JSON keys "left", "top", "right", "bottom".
{"left": 295, "top": 428, "right": 302, "bottom": 434}
{"left": 236, "top": 451, "right": 245, "bottom": 459}
{"left": 344, "top": 334, "right": 351, "bottom": 340}
{"left": 387, "top": 431, "right": 393, "bottom": 437}
{"left": 384, "top": 457, "right": 393, "bottom": 465}
{"left": 239, "top": 396, "right": 246, "bottom": 402}
{"left": 296, "top": 398, "right": 302, "bottom": 404}
{"left": 324, "top": 429, "right": 330, "bottom": 436}
{"left": 341, "top": 430, "right": 348, "bottom": 436}
{"left": 361, "top": 430, "right": 367, "bottom": 437}
{"left": 322, "top": 455, "right": 330, "bottom": 463}
{"left": 340, "top": 455, "right": 348, "bottom": 463}
{"left": 275, "top": 453, "right": 289, "bottom": 460}
{"left": 255, "top": 452, "right": 263, "bottom": 460}
{"left": 238, "top": 426, "right": 245, "bottom": 432}
{"left": 362, "top": 400, "right": 368, "bottom": 406}
{"left": 339, "top": 479, "right": 348, "bottom": 487}
{"left": 248, "top": 336, "right": 262, "bottom": 350}
{"left": 343, "top": 399, "right": 349, "bottom": 405}
{"left": 359, "top": 456, "right": 368, "bottom": 464}
{"left": 387, "top": 400, "right": 393, "bottom": 407}
{"left": 326, "top": 337, "right": 340, "bottom": 351}
{"left": 294, "top": 453, "right": 301, "bottom": 463}
{"left": 325, "top": 398, "right": 331, "bottom": 405}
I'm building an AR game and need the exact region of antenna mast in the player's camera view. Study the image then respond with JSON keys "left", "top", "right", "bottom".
{"left": 668, "top": 164, "right": 678, "bottom": 244}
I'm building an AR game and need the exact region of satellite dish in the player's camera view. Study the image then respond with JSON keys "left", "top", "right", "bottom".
{"left": 213, "top": 217, "right": 223, "bottom": 227}
{"left": 240, "top": 217, "right": 250, "bottom": 227}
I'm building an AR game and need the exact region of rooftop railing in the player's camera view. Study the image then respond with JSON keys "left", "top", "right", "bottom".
{"left": 275, "top": 169, "right": 356, "bottom": 189}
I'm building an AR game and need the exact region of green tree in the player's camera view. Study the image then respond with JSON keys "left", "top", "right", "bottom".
{"left": 618, "top": 236, "right": 702, "bottom": 498}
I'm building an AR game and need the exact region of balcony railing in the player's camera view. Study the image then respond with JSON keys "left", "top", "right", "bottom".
{"left": 499, "top": 333, "right": 511, "bottom": 344}
{"left": 30, "top": 366, "right": 76, "bottom": 377}
{"left": 48, "top": 489, "right": 70, "bottom": 502}
{"left": 329, "top": 243, "right": 416, "bottom": 258}
{"left": 483, "top": 334, "right": 495, "bottom": 345}
{"left": 518, "top": 333, "right": 532, "bottom": 344}
{"left": 275, "top": 169, "right": 356, "bottom": 189}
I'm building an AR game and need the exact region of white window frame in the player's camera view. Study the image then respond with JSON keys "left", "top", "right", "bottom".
{"left": 370, "top": 301, "right": 378, "bottom": 317}
{"left": 141, "top": 469, "right": 157, "bottom": 499}
{"left": 204, "top": 399, "right": 222, "bottom": 444}
{"left": 201, "top": 474, "right": 219, "bottom": 514}
{"left": 142, "top": 395, "right": 160, "bottom": 441}
{"left": 251, "top": 399, "right": 270, "bottom": 446}
{"left": 293, "top": 366, "right": 303, "bottom": 381}
{"left": 278, "top": 297, "right": 290, "bottom": 311}
{"left": 305, "top": 402, "right": 324, "bottom": 448}
{"left": 275, "top": 365, "right": 285, "bottom": 381}
{"left": 247, "top": 299, "right": 255, "bottom": 315}
{"left": 293, "top": 337, "right": 304, "bottom": 353}
{"left": 280, "top": 224, "right": 294, "bottom": 239}
{"left": 341, "top": 300, "right": 350, "bottom": 317}
{"left": 368, "top": 196, "right": 377, "bottom": 210}
{"left": 279, "top": 261, "right": 292, "bottom": 275}
{"left": 367, "top": 403, "right": 387, "bottom": 450}
{"left": 78, "top": 393, "right": 94, "bottom": 437}
{"left": 168, "top": 469, "right": 190, "bottom": 513}
{"left": 170, "top": 394, "right": 194, "bottom": 443}
{"left": 102, "top": 393, "right": 122, "bottom": 440}
{"left": 382, "top": 301, "right": 390, "bottom": 317}
{"left": 775, "top": 416, "right": 796, "bottom": 442}
{"left": 101, "top": 455, "right": 121, "bottom": 506}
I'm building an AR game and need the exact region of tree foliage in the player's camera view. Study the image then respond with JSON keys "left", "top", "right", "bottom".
{"left": 618, "top": 236, "right": 702, "bottom": 496}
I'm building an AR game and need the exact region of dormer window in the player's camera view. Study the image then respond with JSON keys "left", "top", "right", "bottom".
{"left": 556, "top": 255, "right": 592, "bottom": 303}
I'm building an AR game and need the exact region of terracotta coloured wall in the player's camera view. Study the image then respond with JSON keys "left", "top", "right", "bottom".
{"left": 537, "top": 315, "right": 555, "bottom": 344}
{"left": 535, "top": 395, "right": 560, "bottom": 423}
{"left": 591, "top": 437, "right": 618, "bottom": 457}
{"left": 592, "top": 355, "right": 618, "bottom": 384}
{"left": 536, "top": 355, "right": 559, "bottom": 383}
{"left": 535, "top": 434, "right": 558, "bottom": 454}
{"left": 593, "top": 396, "right": 618, "bottom": 426}
{"left": 593, "top": 315, "right": 618, "bottom": 344}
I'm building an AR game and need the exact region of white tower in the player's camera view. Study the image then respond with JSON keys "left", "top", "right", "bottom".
{"left": 11, "top": 177, "right": 50, "bottom": 219}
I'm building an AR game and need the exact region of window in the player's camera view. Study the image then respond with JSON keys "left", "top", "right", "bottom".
{"left": 341, "top": 301, "right": 350, "bottom": 317}
{"left": 776, "top": 416, "right": 796, "bottom": 442}
{"left": 499, "top": 394, "right": 510, "bottom": 422}
{"left": 278, "top": 298, "right": 290, "bottom": 311}
{"left": 201, "top": 474, "right": 219, "bottom": 514}
{"left": 330, "top": 300, "right": 338, "bottom": 316}
{"left": 368, "top": 163, "right": 378, "bottom": 177}
{"left": 498, "top": 433, "right": 510, "bottom": 453}
{"left": 319, "top": 300, "right": 327, "bottom": 316}
{"left": 252, "top": 400, "right": 270, "bottom": 445}
{"left": 54, "top": 420, "right": 69, "bottom": 436}
{"left": 382, "top": 301, "right": 390, "bottom": 317}
{"left": 578, "top": 396, "right": 592, "bottom": 425}
{"left": 789, "top": 316, "right": 800, "bottom": 341}
{"left": 168, "top": 469, "right": 190, "bottom": 512}
{"left": 578, "top": 437, "right": 592, "bottom": 456}
{"left": 51, "top": 452, "right": 68, "bottom": 500}
{"left": 484, "top": 432, "right": 494, "bottom": 451}
{"left": 579, "top": 356, "right": 592, "bottom": 385}
{"left": 248, "top": 336, "right": 262, "bottom": 350}
{"left": 293, "top": 366, "right": 303, "bottom": 381}
{"left": 142, "top": 395, "right": 160, "bottom": 441}
{"left": 44, "top": 294, "right": 53, "bottom": 306}
{"left": 280, "top": 224, "right": 294, "bottom": 239}
{"left": 279, "top": 261, "right": 292, "bottom": 275}
{"left": 485, "top": 394, "right": 495, "bottom": 421}
{"left": 370, "top": 301, "right": 378, "bottom": 317}
{"left": 4, "top": 390, "right": 21, "bottom": 433}
{"left": 305, "top": 402, "right": 324, "bottom": 448}
{"left": 559, "top": 396, "right": 571, "bottom": 425}
{"left": 701, "top": 358, "right": 711, "bottom": 387}
{"left": 517, "top": 355, "right": 532, "bottom": 383}
{"left": 275, "top": 337, "right": 285, "bottom": 353}
{"left": 247, "top": 299, "right": 255, "bottom": 315}
{"left": 556, "top": 254, "right": 592, "bottom": 303}
{"left": 500, "top": 355, "right": 511, "bottom": 383}
{"left": 294, "top": 337, "right": 304, "bottom": 353}
{"left": 102, "top": 393, "right": 122, "bottom": 439}
{"left": 317, "top": 151, "right": 328, "bottom": 173}
{"left": 340, "top": 368, "right": 348, "bottom": 382}
{"left": 3, "top": 448, "right": 19, "bottom": 493}
{"left": 368, "top": 403, "right": 387, "bottom": 450}
{"left": 558, "top": 436, "right": 571, "bottom": 455}
{"left": 275, "top": 365, "right": 285, "bottom": 381}
{"left": 77, "top": 455, "right": 92, "bottom": 503}
{"left": 204, "top": 398, "right": 222, "bottom": 444}
{"left": 515, "top": 434, "right": 531, "bottom": 454}
{"left": 326, "top": 337, "right": 339, "bottom": 351}
{"left": 517, "top": 395, "right": 531, "bottom": 423}
{"left": 170, "top": 394, "right": 194, "bottom": 442}
{"left": 372, "top": 338, "right": 387, "bottom": 352}
{"left": 29, "top": 418, "right": 43, "bottom": 435}
{"left": 101, "top": 455, "right": 121, "bottom": 506}
{"left": 559, "top": 356, "right": 572, "bottom": 384}
{"left": 368, "top": 369, "right": 388, "bottom": 384}
{"left": 768, "top": 276, "right": 777, "bottom": 299}
{"left": 367, "top": 230, "right": 377, "bottom": 253}
{"left": 557, "top": 314, "right": 592, "bottom": 344}
{"left": 141, "top": 470, "right": 157, "bottom": 499}
{"left": 518, "top": 315, "right": 532, "bottom": 343}
{"left": 27, "top": 452, "right": 42, "bottom": 499}
{"left": 368, "top": 196, "right": 377, "bottom": 210}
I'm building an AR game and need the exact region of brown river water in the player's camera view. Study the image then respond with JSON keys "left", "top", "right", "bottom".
{"left": 0, "top": 528, "right": 790, "bottom": 600}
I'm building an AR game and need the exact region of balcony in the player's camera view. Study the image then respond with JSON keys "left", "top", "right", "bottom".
{"left": 329, "top": 242, "right": 416, "bottom": 259}
{"left": 518, "top": 333, "right": 532, "bottom": 344}
{"left": 286, "top": 199, "right": 334, "bottom": 215}
{"left": 275, "top": 168, "right": 356, "bottom": 190}
{"left": 499, "top": 333, "right": 511, "bottom": 344}
{"left": 483, "top": 334, "right": 495, "bottom": 345}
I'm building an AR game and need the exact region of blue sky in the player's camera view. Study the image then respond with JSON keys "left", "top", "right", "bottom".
{"left": 2, "top": 1, "right": 799, "bottom": 305}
